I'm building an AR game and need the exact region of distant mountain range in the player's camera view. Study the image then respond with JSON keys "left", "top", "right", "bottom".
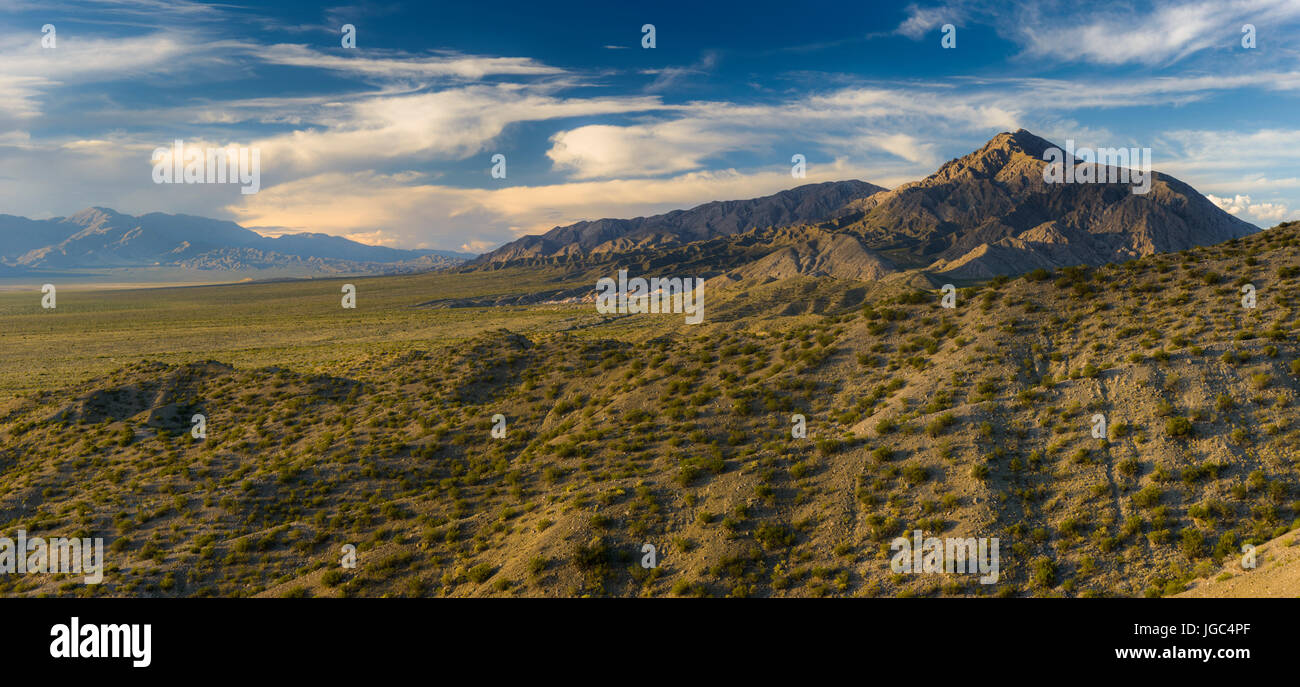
{"left": 0, "top": 208, "right": 474, "bottom": 275}
{"left": 472, "top": 130, "right": 1260, "bottom": 282}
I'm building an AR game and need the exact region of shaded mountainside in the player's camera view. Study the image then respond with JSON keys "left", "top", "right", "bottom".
{"left": 473, "top": 180, "right": 887, "bottom": 265}
{"left": 467, "top": 130, "right": 1258, "bottom": 286}
{"left": 0, "top": 207, "right": 468, "bottom": 273}
{"left": 3, "top": 221, "right": 1300, "bottom": 597}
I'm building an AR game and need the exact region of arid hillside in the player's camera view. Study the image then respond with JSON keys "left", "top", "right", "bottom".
{"left": 2, "top": 222, "right": 1299, "bottom": 597}
{"left": 1176, "top": 529, "right": 1300, "bottom": 598}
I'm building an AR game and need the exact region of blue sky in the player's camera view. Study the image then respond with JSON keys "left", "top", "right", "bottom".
{"left": 1, "top": 0, "right": 1298, "bottom": 252}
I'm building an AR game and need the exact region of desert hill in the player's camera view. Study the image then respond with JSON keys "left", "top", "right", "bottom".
{"left": 1175, "top": 528, "right": 1300, "bottom": 597}
{"left": 2, "top": 220, "right": 1297, "bottom": 598}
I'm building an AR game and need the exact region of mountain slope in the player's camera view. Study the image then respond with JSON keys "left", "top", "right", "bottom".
{"left": 1175, "top": 529, "right": 1300, "bottom": 598}
{"left": 726, "top": 231, "right": 894, "bottom": 283}
{"left": 469, "top": 130, "right": 1259, "bottom": 285}
{"left": 842, "top": 129, "right": 1260, "bottom": 277}
{"left": 15, "top": 208, "right": 265, "bottom": 267}
{"left": 474, "top": 180, "right": 887, "bottom": 265}
{"left": 0, "top": 213, "right": 91, "bottom": 257}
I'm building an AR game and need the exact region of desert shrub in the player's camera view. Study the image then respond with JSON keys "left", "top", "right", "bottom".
{"left": 467, "top": 563, "right": 495, "bottom": 584}
{"left": 754, "top": 523, "right": 796, "bottom": 549}
{"left": 902, "top": 464, "right": 929, "bottom": 484}
{"left": 925, "top": 412, "right": 956, "bottom": 437}
{"left": 1180, "top": 528, "right": 1207, "bottom": 559}
{"left": 1164, "top": 416, "right": 1193, "bottom": 438}
{"left": 1031, "top": 557, "right": 1056, "bottom": 588}
{"left": 1133, "top": 485, "right": 1162, "bottom": 508}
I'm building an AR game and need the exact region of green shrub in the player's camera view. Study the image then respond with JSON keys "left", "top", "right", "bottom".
{"left": 1164, "top": 416, "right": 1193, "bottom": 438}
{"left": 467, "top": 563, "right": 495, "bottom": 583}
{"left": 1133, "top": 485, "right": 1162, "bottom": 508}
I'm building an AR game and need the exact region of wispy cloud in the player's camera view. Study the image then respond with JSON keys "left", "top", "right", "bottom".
{"left": 0, "top": 30, "right": 227, "bottom": 120}
{"left": 640, "top": 52, "right": 719, "bottom": 92}
{"left": 259, "top": 44, "right": 567, "bottom": 80}
{"left": 896, "top": 3, "right": 963, "bottom": 39}
{"left": 1013, "top": 0, "right": 1300, "bottom": 66}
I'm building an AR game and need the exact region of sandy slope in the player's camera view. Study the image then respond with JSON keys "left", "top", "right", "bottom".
{"left": 1176, "top": 531, "right": 1300, "bottom": 597}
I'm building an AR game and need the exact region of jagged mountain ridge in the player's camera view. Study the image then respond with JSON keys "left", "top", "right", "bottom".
{"left": 843, "top": 129, "right": 1260, "bottom": 278}
{"left": 470, "top": 130, "right": 1259, "bottom": 282}
{"left": 473, "top": 180, "right": 887, "bottom": 265}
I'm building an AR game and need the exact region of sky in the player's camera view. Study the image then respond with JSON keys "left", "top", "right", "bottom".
{"left": 1, "top": 0, "right": 1298, "bottom": 253}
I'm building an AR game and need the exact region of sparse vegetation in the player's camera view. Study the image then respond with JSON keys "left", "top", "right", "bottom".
{"left": 3, "top": 211, "right": 1300, "bottom": 600}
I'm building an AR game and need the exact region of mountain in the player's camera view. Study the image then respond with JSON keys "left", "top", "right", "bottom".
{"left": 0, "top": 207, "right": 467, "bottom": 274}
{"left": 841, "top": 129, "right": 1260, "bottom": 278}
{"left": 473, "top": 180, "right": 887, "bottom": 265}
{"left": 469, "top": 130, "right": 1259, "bottom": 284}
{"left": 0, "top": 213, "right": 85, "bottom": 256}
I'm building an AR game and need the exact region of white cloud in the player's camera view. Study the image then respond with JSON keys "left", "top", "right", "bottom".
{"left": 542, "top": 85, "right": 1019, "bottom": 180}
{"left": 1159, "top": 128, "right": 1300, "bottom": 170}
{"left": 0, "top": 0, "right": 224, "bottom": 19}
{"left": 1206, "top": 193, "right": 1292, "bottom": 223}
{"left": 547, "top": 119, "right": 751, "bottom": 179}
{"left": 247, "top": 85, "right": 667, "bottom": 177}
{"left": 1151, "top": 128, "right": 1300, "bottom": 208}
{"left": 867, "top": 133, "right": 941, "bottom": 166}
